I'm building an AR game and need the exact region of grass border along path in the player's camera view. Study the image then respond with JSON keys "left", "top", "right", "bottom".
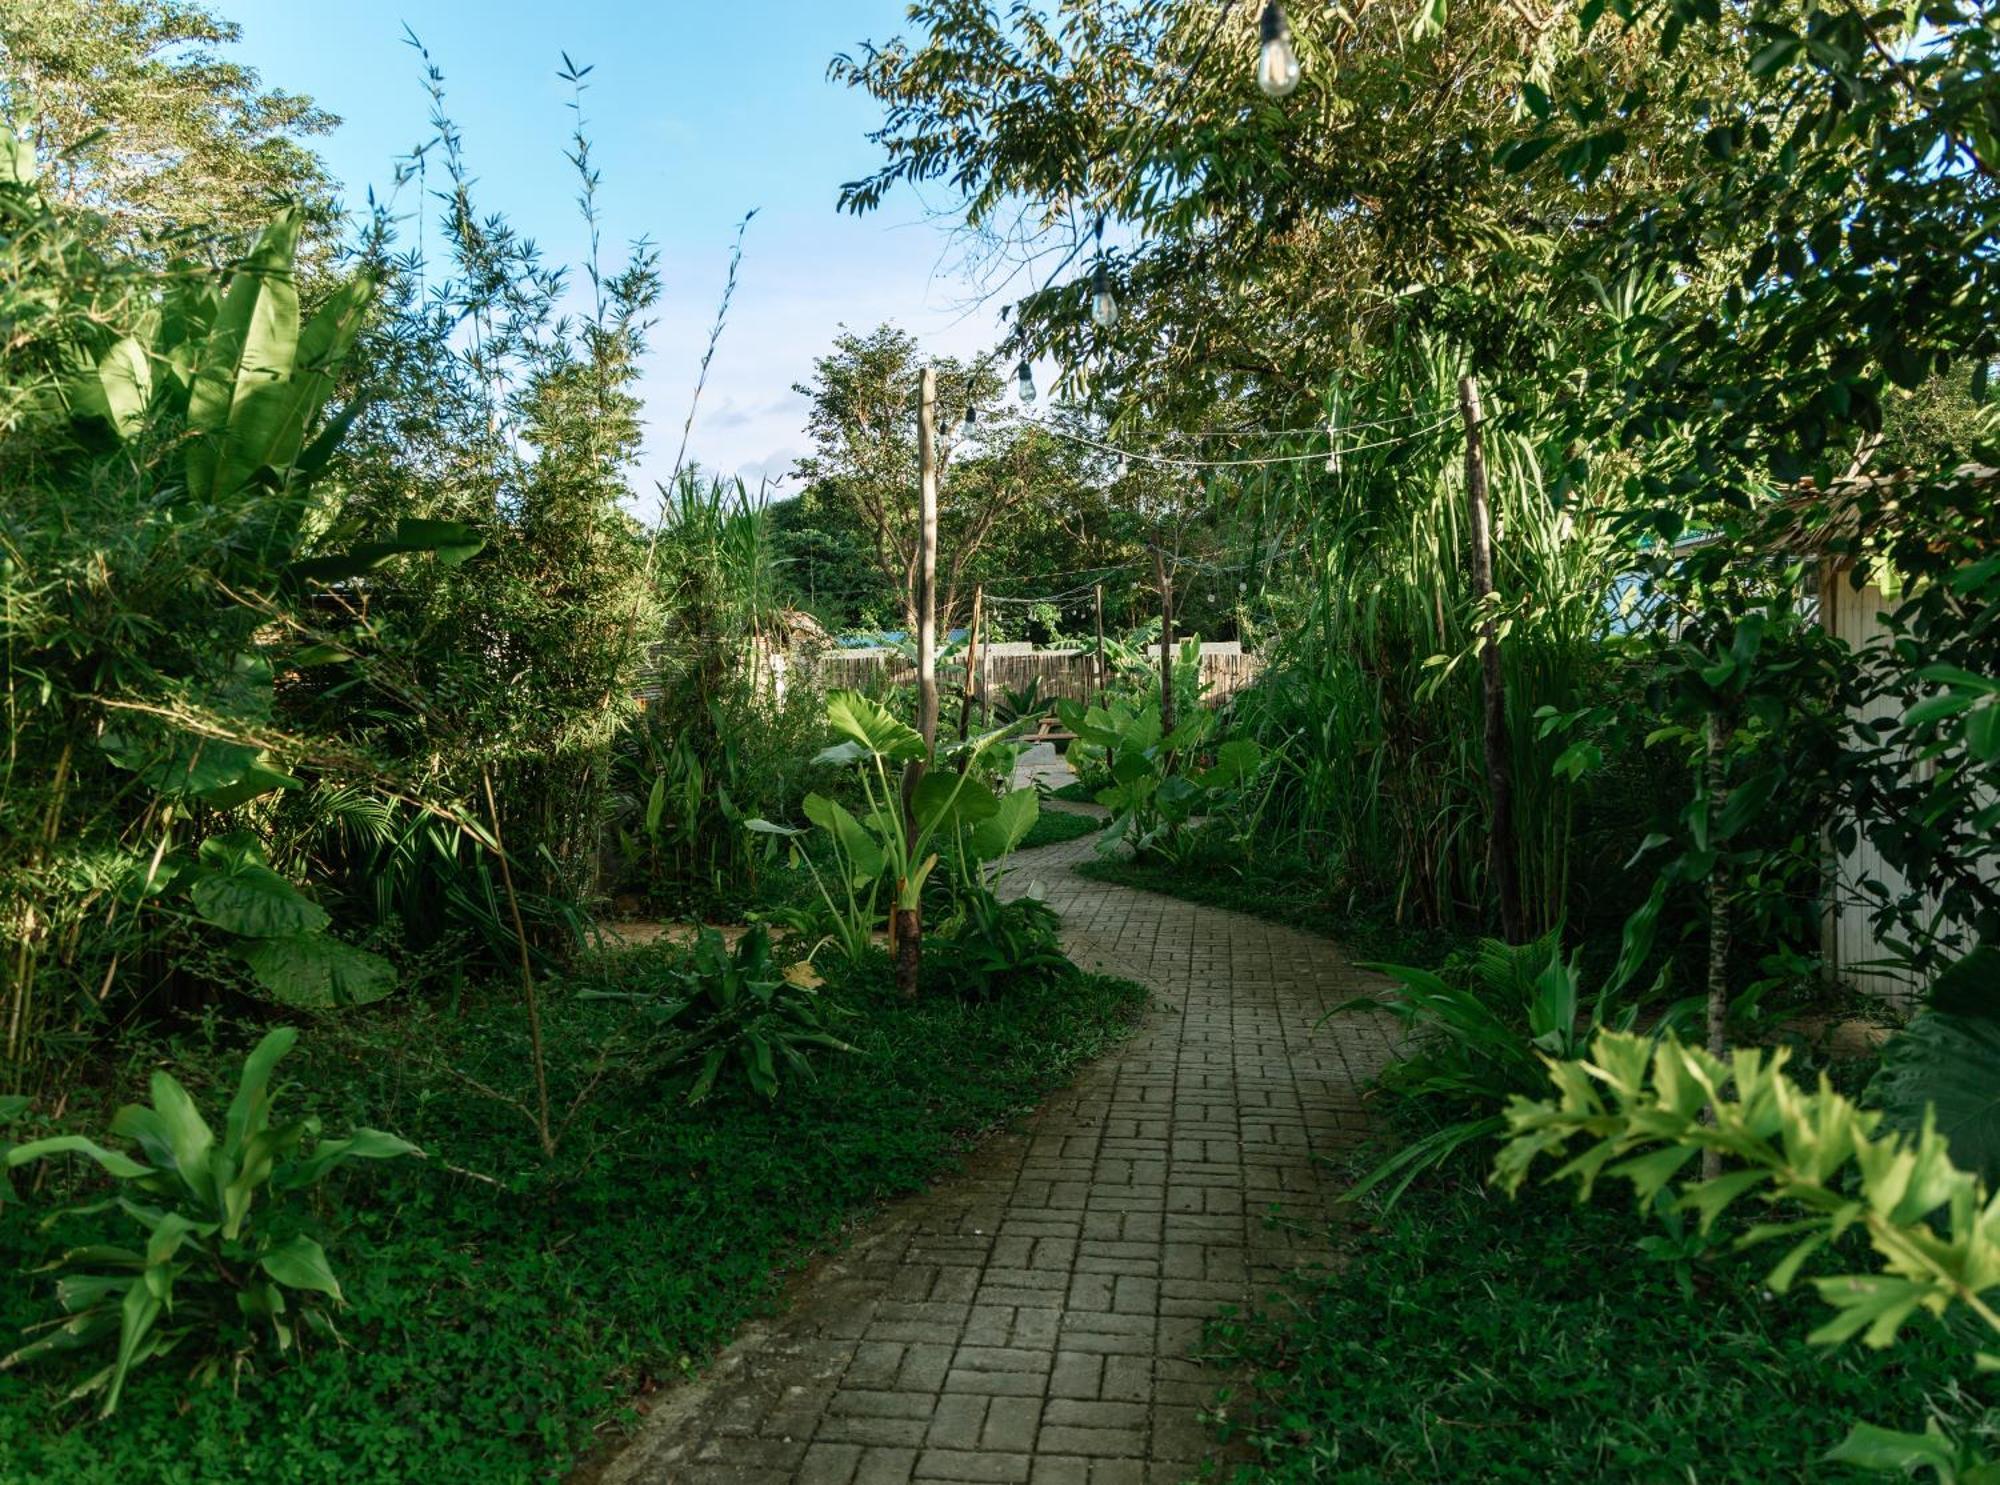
{"left": 0, "top": 953, "right": 1146, "bottom": 1484}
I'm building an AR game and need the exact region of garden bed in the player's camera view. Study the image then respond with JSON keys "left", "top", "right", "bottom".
{"left": 0, "top": 957, "right": 1146, "bottom": 1484}
{"left": 1207, "top": 1156, "right": 1992, "bottom": 1482}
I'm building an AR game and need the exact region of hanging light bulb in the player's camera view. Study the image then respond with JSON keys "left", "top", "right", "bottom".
{"left": 1016, "top": 359, "right": 1037, "bottom": 404}
{"left": 1257, "top": 1, "right": 1302, "bottom": 99}
{"left": 1116, "top": 453, "right": 1129, "bottom": 479}
{"left": 961, "top": 404, "right": 977, "bottom": 437}
{"left": 1091, "top": 261, "right": 1120, "bottom": 330}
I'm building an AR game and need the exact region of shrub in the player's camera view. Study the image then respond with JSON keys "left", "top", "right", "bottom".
{"left": 582, "top": 927, "right": 854, "bottom": 1102}
{"left": 3, "top": 1028, "right": 418, "bottom": 1414}
{"left": 928, "top": 891, "right": 1069, "bottom": 1000}
{"left": 1337, "top": 933, "right": 1651, "bottom": 1205}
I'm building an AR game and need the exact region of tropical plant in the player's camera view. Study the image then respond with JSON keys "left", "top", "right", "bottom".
{"left": 993, "top": 676, "right": 1048, "bottom": 728}
{"left": 614, "top": 475, "right": 831, "bottom": 912}
{"left": 1055, "top": 695, "right": 1261, "bottom": 863}
{"left": 1498, "top": 1027, "right": 2000, "bottom": 1477}
{"left": 0, "top": 140, "right": 461, "bottom": 1081}
{"left": 930, "top": 890, "right": 1069, "bottom": 1001}
{"left": 1339, "top": 934, "right": 1648, "bottom": 1206}
{"left": 3, "top": 1027, "right": 419, "bottom": 1415}
{"left": 748, "top": 690, "right": 1036, "bottom": 992}
{"left": 585, "top": 927, "right": 853, "bottom": 1103}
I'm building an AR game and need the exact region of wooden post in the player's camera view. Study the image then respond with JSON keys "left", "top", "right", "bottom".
{"left": 1093, "top": 583, "right": 1107, "bottom": 704}
{"left": 959, "top": 583, "right": 983, "bottom": 741}
{"left": 1457, "top": 375, "right": 1524, "bottom": 945}
{"left": 896, "top": 366, "right": 939, "bottom": 998}
{"left": 1702, "top": 709, "right": 1733, "bottom": 1180}
{"left": 1154, "top": 548, "right": 1175, "bottom": 740}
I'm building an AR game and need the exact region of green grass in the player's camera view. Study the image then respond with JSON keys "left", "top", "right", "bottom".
{"left": 1208, "top": 1160, "right": 1995, "bottom": 1482}
{"left": 1072, "top": 853, "right": 1472, "bottom": 967}
{"left": 0, "top": 957, "right": 1146, "bottom": 1483}
{"left": 1018, "top": 807, "right": 1104, "bottom": 851}
{"left": 1048, "top": 778, "right": 1100, "bottom": 804}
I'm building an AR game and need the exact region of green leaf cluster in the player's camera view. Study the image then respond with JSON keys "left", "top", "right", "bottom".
{"left": 3, "top": 1029, "right": 417, "bottom": 1415}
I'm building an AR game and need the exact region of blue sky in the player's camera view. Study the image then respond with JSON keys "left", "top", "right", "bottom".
{"left": 228, "top": 0, "right": 1000, "bottom": 504}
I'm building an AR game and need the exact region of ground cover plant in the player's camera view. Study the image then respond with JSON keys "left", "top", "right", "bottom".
{"left": 0, "top": 957, "right": 1146, "bottom": 1482}
{"left": 1207, "top": 1159, "right": 1998, "bottom": 1483}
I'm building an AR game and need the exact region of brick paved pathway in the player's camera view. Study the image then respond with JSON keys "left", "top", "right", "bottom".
{"left": 597, "top": 810, "right": 1400, "bottom": 1485}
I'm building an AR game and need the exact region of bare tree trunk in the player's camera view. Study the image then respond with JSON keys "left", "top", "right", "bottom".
{"left": 897, "top": 367, "right": 939, "bottom": 999}
{"left": 1094, "top": 583, "right": 1107, "bottom": 705}
{"left": 959, "top": 583, "right": 982, "bottom": 742}
{"left": 1457, "top": 375, "right": 1524, "bottom": 945}
{"left": 1703, "top": 711, "right": 1733, "bottom": 1180}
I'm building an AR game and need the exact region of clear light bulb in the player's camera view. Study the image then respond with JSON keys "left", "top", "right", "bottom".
{"left": 1258, "top": 1, "right": 1302, "bottom": 99}
{"left": 961, "top": 405, "right": 977, "bottom": 436}
{"left": 1091, "top": 262, "right": 1119, "bottom": 330}
{"left": 1116, "top": 454, "right": 1129, "bottom": 479}
{"left": 1016, "top": 360, "right": 1036, "bottom": 404}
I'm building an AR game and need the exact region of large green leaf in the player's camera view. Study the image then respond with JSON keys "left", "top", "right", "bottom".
{"left": 184, "top": 212, "right": 301, "bottom": 501}
{"left": 191, "top": 866, "right": 329, "bottom": 938}
{"left": 802, "top": 792, "right": 886, "bottom": 883}
{"left": 199, "top": 761, "right": 304, "bottom": 811}
{"left": 259, "top": 1236, "right": 342, "bottom": 1301}
{"left": 223, "top": 1027, "right": 298, "bottom": 1159}
{"left": 238, "top": 936, "right": 395, "bottom": 1010}
{"left": 282, "top": 1128, "right": 422, "bottom": 1190}
{"left": 912, "top": 770, "right": 996, "bottom": 832}
{"left": 225, "top": 272, "right": 371, "bottom": 488}
{"left": 101, "top": 729, "right": 261, "bottom": 799}
{"left": 109, "top": 1075, "right": 215, "bottom": 1205}
{"left": 73, "top": 336, "right": 153, "bottom": 439}
{"left": 1871, "top": 1007, "right": 2000, "bottom": 1184}
{"left": 289, "top": 518, "right": 487, "bottom": 584}
{"left": 824, "top": 689, "right": 926, "bottom": 762}
{"left": 967, "top": 788, "right": 1040, "bottom": 861}
{"left": 6, "top": 1137, "right": 152, "bottom": 1180}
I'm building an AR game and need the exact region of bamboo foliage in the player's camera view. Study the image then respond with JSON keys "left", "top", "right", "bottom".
{"left": 1234, "top": 335, "right": 1622, "bottom": 935}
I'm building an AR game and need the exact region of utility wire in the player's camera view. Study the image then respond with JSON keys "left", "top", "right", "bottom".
{"left": 1033, "top": 413, "right": 1459, "bottom": 469}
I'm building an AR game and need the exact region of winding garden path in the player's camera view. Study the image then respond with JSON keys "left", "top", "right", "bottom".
{"left": 597, "top": 790, "right": 1400, "bottom": 1485}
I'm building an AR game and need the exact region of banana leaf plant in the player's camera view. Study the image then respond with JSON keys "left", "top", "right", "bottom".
{"left": 749, "top": 690, "right": 1038, "bottom": 982}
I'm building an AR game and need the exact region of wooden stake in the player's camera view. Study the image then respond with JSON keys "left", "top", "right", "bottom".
{"left": 1457, "top": 374, "right": 1524, "bottom": 945}
{"left": 1093, "top": 583, "right": 1107, "bottom": 704}
{"left": 897, "top": 366, "right": 940, "bottom": 999}
{"left": 1702, "top": 710, "right": 1733, "bottom": 1180}
{"left": 1154, "top": 548, "right": 1176, "bottom": 741}
{"left": 959, "top": 583, "right": 983, "bottom": 741}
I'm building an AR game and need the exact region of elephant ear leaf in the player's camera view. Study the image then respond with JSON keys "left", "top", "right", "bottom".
{"left": 824, "top": 690, "right": 925, "bottom": 762}
{"left": 1869, "top": 946, "right": 2000, "bottom": 1182}
{"left": 238, "top": 936, "right": 395, "bottom": 1010}
{"left": 192, "top": 866, "right": 330, "bottom": 938}
{"left": 968, "top": 788, "right": 1040, "bottom": 861}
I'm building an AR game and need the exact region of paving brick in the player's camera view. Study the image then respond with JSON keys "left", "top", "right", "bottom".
{"left": 591, "top": 801, "right": 1400, "bottom": 1484}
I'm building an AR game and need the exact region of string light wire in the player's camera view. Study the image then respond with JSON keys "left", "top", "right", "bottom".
{"left": 1034, "top": 413, "right": 1458, "bottom": 470}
